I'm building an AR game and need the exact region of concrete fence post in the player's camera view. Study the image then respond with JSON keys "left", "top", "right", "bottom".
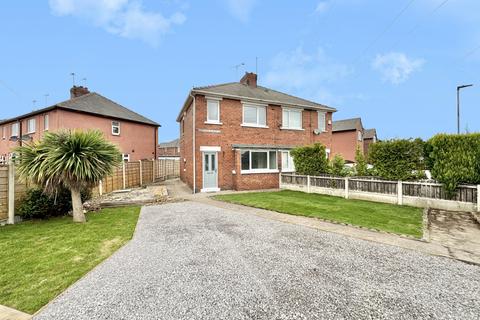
{"left": 397, "top": 181, "right": 403, "bottom": 205}
{"left": 344, "top": 177, "right": 349, "bottom": 199}
{"left": 477, "top": 185, "right": 480, "bottom": 212}
{"left": 99, "top": 180, "right": 103, "bottom": 196}
{"left": 122, "top": 161, "right": 126, "bottom": 189}
{"left": 307, "top": 175, "right": 311, "bottom": 193}
{"left": 139, "top": 160, "right": 143, "bottom": 186}
{"left": 279, "top": 172, "right": 282, "bottom": 189}
{"left": 7, "top": 162, "right": 15, "bottom": 224}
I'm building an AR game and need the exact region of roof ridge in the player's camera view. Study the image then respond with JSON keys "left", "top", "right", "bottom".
{"left": 193, "top": 82, "right": 238, "bottom": 90}
{"left": 256, "top": 85, "right": 332, "bottom": 109}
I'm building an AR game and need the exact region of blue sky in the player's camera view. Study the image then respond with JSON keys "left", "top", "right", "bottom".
{"left": 0, "top": 0, "right": 479, "bottom": 142}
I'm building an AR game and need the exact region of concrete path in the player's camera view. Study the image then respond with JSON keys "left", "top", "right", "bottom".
{"left": 0, "top": 305, "right": 31, "bottom": 320}
{"left": 35, "top": 202, "right": 480, "bottom": 319}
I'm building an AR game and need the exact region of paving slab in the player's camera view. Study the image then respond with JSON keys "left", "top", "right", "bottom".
{"left": 35, "top": 202, "right": 480, "bottom": 320}
{"left": 0, "top": 305, "right": 31, "bottom": 320}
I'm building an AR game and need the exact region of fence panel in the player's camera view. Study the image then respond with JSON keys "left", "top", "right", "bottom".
{"left": 310, "top": 176, "right": 345, "bottom": 189}
{"left": 281, "top": 174, "right": 308, "bottom": 186}
{"left": 349, "top": 178, "right": 397, "bottom": 195}
{"left": 403, "top": 182, "right": 477, "bottom": 203}
{"left": 0, "top": 166, "right": 7, "bottom": 220}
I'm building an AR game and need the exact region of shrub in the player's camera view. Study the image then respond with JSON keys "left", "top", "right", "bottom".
{"left": 290, "top": 143, "right": 329, "bottom": 176}
{"left": 368, "top": 138, "right": 425, "bottom": 181}
{"left": 427, "top": 133, "right": 480, "bottom": 194}
{"left": 18, "top": 188, "right": 92, "bottom": 219}
{"left": 329, "top": 154, "right": 348, "bottom": 176}
{"left": 354, "top": 146, "right": 368, "bottom": 176}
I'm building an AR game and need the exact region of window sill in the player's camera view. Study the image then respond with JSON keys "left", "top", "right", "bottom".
{"left": 280, "top": 127, "right": 304, "bottom": 131}
{"left": 241, "top": 124, "right": 269, "bottom": 129}
{"left": 282, "top": 169, "right": 295, "bottom": 173}
{"left": 27, "top": 131, "right": 35, "bottom": 134}
{"left": 241, "top": 169, "right": 279, "bottom": 175}
{"left": 204, "top": 121, "right": 222, "bottom": 125}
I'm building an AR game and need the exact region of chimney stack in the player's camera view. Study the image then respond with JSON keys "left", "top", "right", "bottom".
{"left": 70, "top": 85, "right": 90, "bottom": 99}
{"left": 240, "top": 72, "right": 257, "bottom": 88}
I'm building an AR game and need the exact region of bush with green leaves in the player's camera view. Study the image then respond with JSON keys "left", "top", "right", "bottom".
{"left": 368, "top": 138, "right": 425, "bottom": 181}
{"left": 354, "top": 146, "right": 368, "bottom": 176}
{"left": 329, "top": 154, "right": 348, "bottom": 176}
{"left": 290, "top": 143, "right": 329, "bottom": 176}
{"left": 427, "top": 133, "right": 480, "bottom": 194}
{"left": 17, "top": 188, "right": 91, "bottom": 219}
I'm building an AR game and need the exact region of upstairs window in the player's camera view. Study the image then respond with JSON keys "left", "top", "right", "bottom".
{"left": 44, "top": 114, "right": 49, "bottom": 131}
{"left": 357, "top": 131, "right": 363, "bottom": 141}
{"left": 11, "top": 123, "right": 19, "bottom": 137}
{"left": 112, "top": 121, "right": 120, "bottom": 136}
{"left": 242, "top": 104, "right": 266, "bottom": 127}
{"left": 318, "top": 111, "right": 326, "bottom": 132}
{"left": 1, "top": 126, "right": 5, "bottom": 140}
{"left": 282, "top": 108, "right": 302, "bottom": 130}
{"left": 206, "top": 99, "right": 220, "bottom": 124}
{"left": 27, "top": 118, "right": 36, "bottom": 133}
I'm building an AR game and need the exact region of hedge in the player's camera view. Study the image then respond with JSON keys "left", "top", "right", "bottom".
{"left": 427, "top": 133, "right": 480, "bottom": 193}
{"left": 290, "top": 143, "right": 329, "bottom": 176}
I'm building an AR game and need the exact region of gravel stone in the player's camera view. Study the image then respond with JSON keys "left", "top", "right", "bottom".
{"left": 34, "top": 202, "right": 480, "bottom": 320}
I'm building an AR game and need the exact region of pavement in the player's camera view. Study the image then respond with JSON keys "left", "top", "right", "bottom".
{"left": 35, "top": 201, "right": 480, "bottom": 320}
{"left": 0, "top": 305, "right": 31, "bottom": 320}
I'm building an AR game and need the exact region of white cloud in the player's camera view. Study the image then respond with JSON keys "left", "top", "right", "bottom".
{"left": 372, "top": 52, "right": 424, "bottom": 84}
{"left": 264, "top": 46, "right": 352, "bottom": 105}
{"left": 314, "top": 1, "right": 329, "bottom": 14}
{"left": 49, "top": 0, "right": 186, "bottom": 46}
{"left": 226, "top": 0, "right": 256, "bottom": 22}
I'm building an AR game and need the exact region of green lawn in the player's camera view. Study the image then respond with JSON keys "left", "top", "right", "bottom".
{"left": 214, "top": 190, "right": 423, "bottom": 238}
{"left": 0, "top": 206, "right": 140, "bottom": 314}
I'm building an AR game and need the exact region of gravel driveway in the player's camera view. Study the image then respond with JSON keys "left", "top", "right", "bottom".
{"left": 35, "top": 202, "right": 480, "bottom": 320}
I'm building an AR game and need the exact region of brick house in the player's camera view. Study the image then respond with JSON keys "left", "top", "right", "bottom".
{"left": 158, "top": 138, "right": 180, "bottom": 158}
{"left": 177, "top": 72, "right": 336, "bottom": 192}
{"left": 363, "top": 128, "right": 378, "bottom": 159}
{"left": 331, "top": 118, "right": 377, "bottom": 163}
{"left": 0, "top": 86, "right": 159, "bottom": 163}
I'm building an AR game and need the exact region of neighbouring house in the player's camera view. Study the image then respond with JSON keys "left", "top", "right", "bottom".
{"left": 158, "top": 138, "right": 180, "bottom": 159}
{"left": 0, "top": 86, "right": 160, "bottom": 163}
{"left": 363, "top": 128, "right": 377, "bottom": 158}
{"left": 331, "top": 118, "right": 364, "bottom": 163}
{"left": 177, "top": 72, "right": 336, "bottom": 192}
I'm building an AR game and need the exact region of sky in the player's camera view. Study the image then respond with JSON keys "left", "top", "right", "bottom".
{"left": 0, "top": 0, "right": 479, "bottom": 142}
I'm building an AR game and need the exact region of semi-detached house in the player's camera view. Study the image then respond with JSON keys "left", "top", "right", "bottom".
{"left": 177, "top": 72, "right": 336, "bottom": 192}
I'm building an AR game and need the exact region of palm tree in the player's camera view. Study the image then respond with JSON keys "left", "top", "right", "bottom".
{"left": 15, "top": 130, "right": 121, "bottom": 222}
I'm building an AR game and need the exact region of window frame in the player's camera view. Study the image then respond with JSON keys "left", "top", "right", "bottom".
{"left": 240, "top": 149, "right": 278, "bottom": 174}
{"left": 112, "top": 121, "right": 121, "bottom": 136}
{"left": 205, "top": 98, "right": 221, "bottom": 124}
{"left": 27, "top": 118, "right": 36, "bottom": 134}
{"left": 317, "top": 111, "right": 327, "bottom": 132}
{"left": 11, "top": 123, "right": 19, "bottom": 137}
{"left": 241, "top": 103, "right": 268, "bottom": 128}
{"left": 1, "top": 126, "right": 5, "bottom": 140}
{"left": 281, "top": 107, "right": 303, "bottom": 130}
{"left": 281, "top": 150, "right": 295, "bottom": 172}
{"left": 357, "top": 131, "right": 363, "bottom": 141}
{"left": 44, "top": 114, "right": 49, "bottom": 131}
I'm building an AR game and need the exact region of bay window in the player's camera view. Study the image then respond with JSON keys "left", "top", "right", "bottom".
{"left": 241, "top": 150, "right": 277, "bottom": 173}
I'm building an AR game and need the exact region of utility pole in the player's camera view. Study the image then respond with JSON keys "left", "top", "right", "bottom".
{"left": 456, "top": 84, "right": 473, "bottom": 134}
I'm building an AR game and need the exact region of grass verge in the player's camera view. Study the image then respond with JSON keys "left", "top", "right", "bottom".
{"left": 0, "top": 206, "right": 140, "bottom": 314}
{"left": 214, "top": 190, "right": 423, "bottom": 238}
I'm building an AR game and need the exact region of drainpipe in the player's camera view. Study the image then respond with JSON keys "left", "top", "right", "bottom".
{"left": 190, "top": 91, "right": 196, "bottom": 194}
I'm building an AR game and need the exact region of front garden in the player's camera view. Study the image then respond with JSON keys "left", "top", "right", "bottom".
{"left": 0, "top": 206, "right": 140, "bottom": 314}
{"left": 215, "top": 190, "right": 423, "bottom": 238}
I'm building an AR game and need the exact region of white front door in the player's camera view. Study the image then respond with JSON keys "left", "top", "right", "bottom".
{"left": 202, "top": 152, "right": 218, "bottom": 192}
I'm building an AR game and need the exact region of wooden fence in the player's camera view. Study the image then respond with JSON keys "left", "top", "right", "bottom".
{"left": 281, "top": 173, "right": 480, "bottom": 212}
{"left": 0, "top": 158, "right": 180, "bottom": 223}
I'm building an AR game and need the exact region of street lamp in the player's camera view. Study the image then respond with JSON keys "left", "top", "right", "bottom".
{"left": 457, "top": 84, "right": 473, "bottom": 134}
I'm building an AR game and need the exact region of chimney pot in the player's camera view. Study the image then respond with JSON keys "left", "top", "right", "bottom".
{"left": 240, "top": 72, "right": 257, "bottom": 88}
{"left": 70, "top": 85, "right": 90, "bottom": 99}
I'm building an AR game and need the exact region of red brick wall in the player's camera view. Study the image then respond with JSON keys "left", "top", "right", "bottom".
{"left": 331, "top": 129, "right": 364, "bottom": 162}
{"left": 0, "top": 109, "right": 157, "bottom": 161}
{"left": 158, "top": 146, "right": 180, "bottom": 157}
{"left": 179, "top": 95, "right": 333, "bottom": 191}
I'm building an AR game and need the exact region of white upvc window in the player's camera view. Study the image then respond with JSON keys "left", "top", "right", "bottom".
{"left": 122, "top": 153, "right": 130, "bottom": 162}
{"left": 318, "top": 111, "right": 326, "bottom": 132}
{"left": 206, "top": 98, "right": 221, "bottom": 124}
{"left": 242, "top": 103, "right": 267, "bottom": 127}
{"left": 44, "top": 114, "right": 49, "bottom": 131}
{"left": 112, "top": 121, "right": 120, "bottom": 136}
{"left": 357, "top": 131, "right": 363, "bottom": 141}
{"left": 1, "top": 126, "right": 5, "bottom": 140}
{"left": 240, "top": 150, "right": 278, "bottom": 173}
{"left": 27, "top": 118, "right": 36, "bottom": 133}
{"left": 281, "top": 108, "right": 303, "bottom": 130}
{"left": 326, "top": 148, "right": 331, "bottom": 159}
{"left": 11, "top": 123, "right": 19, "bottom": 137}
{"left": 281, "top": 151, "right": 295, "bottom": 172}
